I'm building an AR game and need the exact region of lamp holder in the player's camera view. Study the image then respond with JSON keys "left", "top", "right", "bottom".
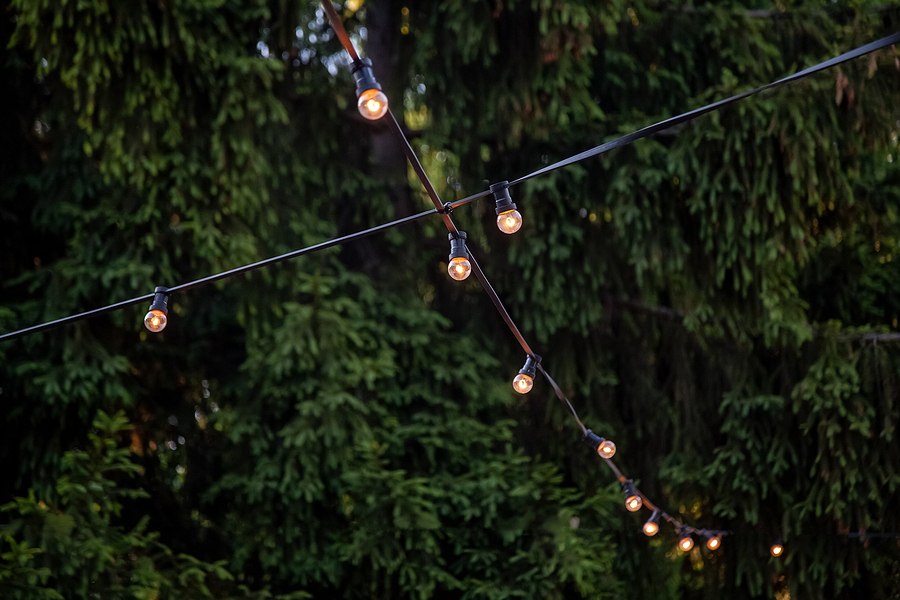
{"left": 351, "top": 58, "right": 382, "bottom": 97}
{"left": 518, "top": 354, "right": 541, "bottom": 378}
{"left": 490, "top": 181, "right": 517, "bottom": 215}
{"left": 582, "top": 429, "right": 607, "bottom": 452}
{"left": 448, "top": 232, "right": 468, "bottom": 260}
{"left": 149, "top": 287, "right": 169, "bottom": 314}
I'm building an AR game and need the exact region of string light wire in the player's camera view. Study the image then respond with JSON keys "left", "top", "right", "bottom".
{"left": 0, "top": 2, "right": 894, "bottom": 553}
{"left": 0, "top": 207, "right": 437, "bottom": 342}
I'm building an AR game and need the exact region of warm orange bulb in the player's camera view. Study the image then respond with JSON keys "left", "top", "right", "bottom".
{"left": 598, "top": 440, "right": 616, "bottom": 459}
{"left": 625, "top": 495, "right": 642, "bottom": 512}
{"left": 448, "top": 257, "right": 471, "bottom": 281}
{"left": 707, "top": 536, "right": 721, "bottom": 550}
{"left": 679, "top": 536, "right": 694, "bottom": 552}
{"left": 643, "top": 521, "right": 659, "bottom": 536}
{"left": 143, "top": 309, "right": 167, "bottom": 333}
{"left": 770, "top": 543, "right": 784, "bottom": 557}
{"left": 357, "top": 89, "right": 389, "bottom": 120}
{"left": 496, "top": 209, "right": 523, "bottom": 234}
{"left": 512, "top": 373, "right": 533, "bottom": 394}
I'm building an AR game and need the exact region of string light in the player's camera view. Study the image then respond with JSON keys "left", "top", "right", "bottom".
{"left": 622, "top": 479, "right": 642, "bottom": 512}
{"left": 513, "top": 354, "right": 540, "bottom": 394}
{"left": 490, "top": 181, "right": 522, "bottom": 234}
{"left": 582, "top": 429, "right": 617, "bottom": 459}
{"left": 643, "top": 510, "right": 661, "bottom": 536}
{"left": 351, "top": 58, "right": 388, "bottom": 120}
{"left": 447, "top": 232, "right": 471, "bottom": 281}
{"left": 143, "top": 287, "right": 169, "bottom": 333}
{"left": 678, "top": 528, "right": 694, "bottom": 552}
{"left": 2, "top": 3, "right": 894, "bottom": 561}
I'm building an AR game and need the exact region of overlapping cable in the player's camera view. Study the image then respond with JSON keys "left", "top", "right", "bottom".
{"left": 0, "top": 5, "right": 895, "bottom": 553}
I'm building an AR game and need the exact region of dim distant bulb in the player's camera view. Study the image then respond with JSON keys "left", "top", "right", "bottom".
{"left": 679, "top": 534, "right": 694, "bottom": 552}
{"left": 358, "top": 89, "right": 389, "bottom": 120}
{"left": 643, "top": 521, "right": 659, "bottom": 536}
{"left": 512, "top": 373, "right": 533, "bottom": 394}
{"left": 496, "top": 210, "right": 523, "bottom": 234}
{"left": 625, "top": 495, "right": 642, "bottom": 512}
{"left": 448, "top": 257, "right": 471, "bottom": 281}
{"left": 598, "top": 440, "right": 616, "bottom": 459}
{"left": 707, "top": 535, "right": 721, "bottom": 550}
{"left": 770, "top": 543, "right": 784, "bottom": 557}
{"left": 144, "top": 310, "right": 167, "bottom": 333}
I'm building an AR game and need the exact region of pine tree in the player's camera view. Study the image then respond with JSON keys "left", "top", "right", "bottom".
{"left": 2, "top": 1, "right": 900, "bottom": 599}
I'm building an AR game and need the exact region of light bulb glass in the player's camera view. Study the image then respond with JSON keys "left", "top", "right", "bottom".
{"left": 448, "top": 257, "right": 471, "bottom": 281}
{"left": 679, "top": 536, "right": 694, "bottom": 552}
{"left": 496, "top": 209, "right": 523, "bottom": 234}
{"left": 625, "top": 495, "right": 642, "bottom": 512}
{"left": 357, "top": 89, "right": 389, "bottom": 120}
{"left": 707, "top": 536, "right": 721, "bottom": 550}
{"left": 512, "top": 373, "right": 534, "bottom": 394}
{"left": 643, "top": 521, "right": 659, "bottom": 537}
{"left": 598, "top": 440, "right": 616, "bottom": 459}
{"left": 770, "top": 543, "right": 784, "bottom": 557}
{"left": 144, "top": 309, "right": 167, "bottom": 333}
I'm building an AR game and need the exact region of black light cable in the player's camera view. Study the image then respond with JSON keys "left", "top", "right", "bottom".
{"left": 507, "top": 31, "right": 900, "bottom": 186}
{"left": 443, "top": 32, "right": 900, "bottom": 213}
{"left": 2, "top": 3, "right": 891, "bottom": 558}
{"left": 6, "top": 29, "right": 894, "bottom": 345}
{"left": 0, "top": 207, "right": 438, "bottom": 342}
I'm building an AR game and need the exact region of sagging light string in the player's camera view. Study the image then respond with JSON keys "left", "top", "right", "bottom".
{"left": 0, "top": 5, "right": 894, "bottom": 554}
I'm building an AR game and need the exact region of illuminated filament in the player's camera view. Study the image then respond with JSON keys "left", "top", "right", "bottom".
{"left": 144, "top": 309, "right": 167, "bottom": 333}
{"left": 625, "top": 495, "right": 642, "bottom": 512}
{"left": 512, "top": 373, "right": 533, "bottom": 394}
{"left": 597, "top": 440, "right": 616, "bottom": 459}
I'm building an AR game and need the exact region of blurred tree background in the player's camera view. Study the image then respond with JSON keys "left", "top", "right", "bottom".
{"left": 2, "top": 0, "right": 900, "bottom": 598}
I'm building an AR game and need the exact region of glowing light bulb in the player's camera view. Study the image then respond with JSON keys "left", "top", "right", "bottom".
{"left": 598, "top": 440, "right": 616, "bottom": 459}
{"left": 770, "top": 543, "right": 784, "bottom": 557}
{"left": 679, "top": 535, "right": 694, "bottom": 552}
{"left": 144, "top": 309, "right": 167, "bottom": 333}
{"left": 625, "top": 495, "right": 642, "bottom": 512}
{"left": 643, "top": 510, "right": 661, "bottom": 536}
{"left": 496, "top": 209, "right": 523, "bottom": 234}
{"left": 448, "top": 257, "right": 471, "bottom": 281}
{"left": 357, "top": 89, "right": 389, "bottom": 120}
{"left": 707, "top": 535, "right": 721, "bottom": 550}
{"left": 512, "top": 373, "right": 534, "bottom": 394}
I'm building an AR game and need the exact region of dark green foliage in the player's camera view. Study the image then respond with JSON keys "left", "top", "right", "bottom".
{"left": 3, "top": 0, "right": 900, "bottom": 599}
{"left": 0, "top": 411, "right": 309, "bottom": 599}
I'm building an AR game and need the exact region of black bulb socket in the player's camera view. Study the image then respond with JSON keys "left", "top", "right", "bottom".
{"left": 622, "top": 478, "right": 638, "bottom": 497}
{"left": 518, "top": 354, "right": 541, "bottom": 378}
{"left": 448, "top": 232, "right": 469, "bottom": 261}
{"left": 582, "top": 429, "right": 608, "bottom": 452}
{"left": 351, "top": 58, "right": 382, "bottom": 97}
{"left": 149, "top": 286, "right": 169, "bottom": 315}
{"left": 490, "top": 181, "right": 517, "bottom": 216}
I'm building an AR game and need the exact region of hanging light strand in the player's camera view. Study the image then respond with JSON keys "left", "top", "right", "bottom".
{"left": 0, "top": 4, "right": 893, "bottom": 556}
{"left": 2, "top": 29, "right": 893, "bottom": 345}
{"left": 598, "top": 455, "right": 730, "bottom": 548}
{"left": 0, "top": 207, "right": 438, "bottom": 342}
